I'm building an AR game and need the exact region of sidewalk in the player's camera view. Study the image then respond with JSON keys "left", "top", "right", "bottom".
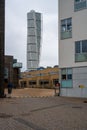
{"left": 0, "top": 95, "right": 87, "bottom": 130}
{"left": 5, "top": 88, "right": 56, "bottom": 98}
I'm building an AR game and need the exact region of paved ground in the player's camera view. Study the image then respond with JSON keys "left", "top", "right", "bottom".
{"left": 0, "top": 88, "right": 87, "bottom": 130}
{"left": 5, "top": 88, "right": 56, "bottom": 98}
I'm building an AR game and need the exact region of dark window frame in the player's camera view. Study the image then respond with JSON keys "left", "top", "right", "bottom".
{"left": 75, "top": 40, "right": 87, "bottom": 54}
{"left": 61, "top": 18, "right": 72, "bottom": 39}
{"left": 75, "top": 40, "right": 87, "bottom": 62}
{"left": 61, "top": 68, "right": 72, "bottom": 80}
{"left": 74, "top": 0, "right": 87, "bottom": 11}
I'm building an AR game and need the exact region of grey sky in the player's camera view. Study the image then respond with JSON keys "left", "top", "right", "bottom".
{"left": 5, "top": 0, "right": 58, "bottom": 71}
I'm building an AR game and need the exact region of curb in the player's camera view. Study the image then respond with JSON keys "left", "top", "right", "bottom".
{"left": 11, "top": 95, "right": 54, "bottom": 98}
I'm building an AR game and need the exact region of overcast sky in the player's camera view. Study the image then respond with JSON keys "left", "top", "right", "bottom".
{"left": 5, "top": 0, "right": 58, "bottom": 71}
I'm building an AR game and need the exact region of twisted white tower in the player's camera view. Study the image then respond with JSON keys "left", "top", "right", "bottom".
{"left": 27, "top": 10, "right": 42, "bottom": 71}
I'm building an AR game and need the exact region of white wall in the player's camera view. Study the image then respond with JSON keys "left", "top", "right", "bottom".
{"left": 60, "top": 66, "right": 87, "bottom": 98}
{"left": 59, "top": 0, "right": 87, "bottom": 98}
{"left": 59, "top": 0, "right": 87, "bottom": 68}
{"left": 73, "top": 67, "right": 87, "bottom": 88}
{"left": 60, "top": 88, "right": 87, "bottom": 98}
{"left": 59, "top": 0, "right": 74, "bottom": 19}
{"left": 73, "top": 9, "right": 87, "bottom": 41}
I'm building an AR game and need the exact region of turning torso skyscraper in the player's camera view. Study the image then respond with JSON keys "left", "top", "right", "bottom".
{"left": 27, "top": 10, "right": 42, "bottom": 71}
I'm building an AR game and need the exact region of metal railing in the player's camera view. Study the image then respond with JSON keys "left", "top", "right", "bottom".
{"left": 75, "top": 53, "right": 87, "bottom": 62}
{"left": 61, "top": 30, "right": 72, "bottom": 39}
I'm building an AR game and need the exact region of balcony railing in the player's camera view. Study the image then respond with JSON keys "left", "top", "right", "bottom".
{"left": 61, "top": 30, "right": 72, "bottom": 39}
{"left": 75, "top": 53, "right": 87, "bottom": 62}
{"left": 74, "top": 0, "right": 87, "bottom": 11}
{"left": 13, "top": 62, "right": 22, "bottom": 68}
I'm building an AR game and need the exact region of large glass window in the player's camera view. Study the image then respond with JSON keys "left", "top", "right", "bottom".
{"left": 61, "top": 68, "right": 72, "bottom": 88}
{"left": 61, "top": 69, "right": 66, "bottom": 80}
{"left": 36, "top": 20, "right": 41, "bottom": 30}
{"left": 75, "top": 41, "right": 80, "bottom": 53}
{"left": 75, "top": 0, "right": 80, "bottom": 2}
{"left": 39, "top": 80, "right": 49, "bottom": 85}
{"left": 29, "top": 81, "right": 36, "bottom": 85}
{"left": 82, "top": 40, "right": 87, "bottom": 52}
{"left": 28, "top": 20, "right": 34, "bottom": 27}
{"left": 61, "top": 18, "right": 72, "bottom": 39}
{"left": 36, "top": 13, "right": 41, "bottom": 20}
{"left": 61, "top": 18, "right": 72, "bottom": 32}
{"left": 28, "top": 28, "right": 35, "bottom": 35}
{"left": 61, "top": 68, "right": 72, "bottom": 80}
{"left": 74, "top": 0, "right": 87, "bottom": 11}
{"left": 75, "top": 40, "right": 87, "bottom": 62}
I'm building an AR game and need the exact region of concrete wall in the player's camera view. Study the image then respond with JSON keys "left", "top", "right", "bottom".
{"left": 60, "top": 67, "right": 87, "bottom": 98}
{"left": 73, "top": 67, "right": 87, "bottom": 88}
{"left": 59, "top": 0, "right": 87, "bottom": 68}
{"left": 60, "top": 87, "right": 87, "bottom": 98}
{"left": 59, "top": 0, "right": 87, "bottom": 98}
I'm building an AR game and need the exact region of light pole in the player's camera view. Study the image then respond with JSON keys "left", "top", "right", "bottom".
{"left": 0, "top": 0, "right": 5, "bottom": 97}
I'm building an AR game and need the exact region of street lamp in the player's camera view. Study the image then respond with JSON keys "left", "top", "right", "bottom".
{"left": 0, "top": 0, "right": 5, "bottom": 98}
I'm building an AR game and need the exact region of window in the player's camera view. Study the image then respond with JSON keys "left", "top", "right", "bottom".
{"left": 61, "top": 69, "right": 66, "bottom": 80}
{"left": 39, "top": 80, "right": 49, "bottom": 85}
{"left": 36, "top": 20, "right": 41, "bottom": 30}
{"left": 75, "top": 41, "right": 80, "bottom": 53}
{"left": 61, "top": 68, "right": 72, "bottom": 80}
{"left": 28, "top": 20, "right": 34, "bottom": 27}
{"left": 74, "top": 0, "right": 87, "bottom": 11}
{"left": 53, "top": 79, "right": 59, "bottom": 85}
{"left": 61, "top": 18, "right": 72, "bottom": 32}
{"left": 61, "top": 18, "right": 72, "bottom": 39}
{"left": 75, "top": 40, "right": 87, "bottom": 62}
{"left": 67, "top": 68, "right": 72, "bottom": 80}
{"left": 61, "top": 68, "right": 72, "bottom": 88}
{"left": 82, "top": 40, "right": 87, "bottom": 52}
{"left": 75, "top": 0, "right": 86, "bottom": 3}
{"left": 75, "top": 0, "right": 80, "bottom": 2}
{"left": 36, "top": 13, "right": 41, "bottom": 20}
{"left": 29, "top": 81, "right": 36, "bottom": 85}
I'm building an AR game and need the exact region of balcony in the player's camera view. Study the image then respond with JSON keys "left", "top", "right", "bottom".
{"left": 61, "top": 30, "right": 72, "bottom": 39}
{"left": 13, "top": 62, "right": 22, "bottom": 68}
{"left": 75, "top": 53, "right": 87, "bottom": 62}
{"left": 74, "top": 0, "right": 87, "bottom": 11}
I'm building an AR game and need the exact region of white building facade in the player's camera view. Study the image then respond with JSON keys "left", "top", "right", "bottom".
{"left": 27, "top": 10, "right": 42, "bottom": 71}
{"left": 59, "top": 0, "right": 87, "bottom": 97}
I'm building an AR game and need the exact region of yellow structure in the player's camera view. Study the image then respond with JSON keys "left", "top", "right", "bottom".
{"left": 19, "top": 66, "right": 59, "bottom": 89}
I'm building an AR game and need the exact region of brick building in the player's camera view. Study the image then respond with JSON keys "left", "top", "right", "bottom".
{"left": 4, "top": 55, "right": 22, "bottom": 88}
